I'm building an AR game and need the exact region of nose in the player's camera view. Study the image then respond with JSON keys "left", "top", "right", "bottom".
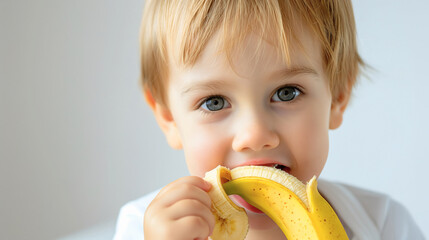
{"left": 232, "top": 112, "right": 280, "bottom": 152}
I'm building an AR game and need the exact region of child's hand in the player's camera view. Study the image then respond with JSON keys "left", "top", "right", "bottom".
{"left": 144, "top": 176, "right": 215, "bottom": 240}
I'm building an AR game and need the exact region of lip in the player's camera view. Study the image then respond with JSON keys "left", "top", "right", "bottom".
{"left": 230, "top": 195, "right": 264, "bottom": 214}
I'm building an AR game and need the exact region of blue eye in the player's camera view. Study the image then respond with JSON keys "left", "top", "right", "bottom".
{"left": 201, "top": 96, "right": 230, "bottom": 111}
{"left": 272, "top": 86, "right": 301, "bottom": 102}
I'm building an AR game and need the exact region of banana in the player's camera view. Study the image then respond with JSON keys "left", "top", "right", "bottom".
{"left": 225, "top": 166, "right": 349, "bottom": 239}
{"left": 204, "top": 165, "right": 248, "bottom": 240}
{"left": 204, "top": 165, "right": 349, "bottom": 240}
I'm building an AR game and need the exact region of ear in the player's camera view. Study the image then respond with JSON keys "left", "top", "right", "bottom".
{"left": 329, "top": 86, "right": 352, "bottom": 130}
{"left": 144, "top": 89, "right": 183, "bottom": 149}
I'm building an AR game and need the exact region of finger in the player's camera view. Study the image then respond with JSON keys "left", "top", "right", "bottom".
{"left": 156, "top": 181, "right": 212, "bottom": 209}
{"left": 168, "top": 199, "right": 215, "bottom": 235}
{"left": 158, "top": 176, "right": 211, "bottom": 197}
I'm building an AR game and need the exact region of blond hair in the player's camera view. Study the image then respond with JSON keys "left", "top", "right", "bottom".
{"left": 140, "top": 0, "right": 364, "bottom": 106}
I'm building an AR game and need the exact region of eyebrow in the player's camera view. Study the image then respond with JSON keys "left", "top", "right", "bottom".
{"left": 181, "top": 66, "right": 318, "bottom": 96}
{"left": 272, "top": 66, "right": 319, "bottom": 79}
{"left": 181, "top": 79, "right": 234, "bottom": 96}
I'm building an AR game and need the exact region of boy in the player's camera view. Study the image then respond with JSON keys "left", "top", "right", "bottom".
{"left": 114, "top": 0, "right": 424, "bottom": 239}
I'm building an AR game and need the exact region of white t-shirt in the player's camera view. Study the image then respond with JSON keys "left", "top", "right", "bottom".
{"left": 113, "top": 179, "right": 425, "bottom": 240}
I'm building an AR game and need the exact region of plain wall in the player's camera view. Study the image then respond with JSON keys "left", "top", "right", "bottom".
{"left": 0, "top": 0, "right": 427, "bottom": 239}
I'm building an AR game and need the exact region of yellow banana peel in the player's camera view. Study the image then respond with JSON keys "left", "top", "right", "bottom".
{"left": 204, "top": 165, "right": 349, "bottom": 240}
{"left": 204, "top": 166, "right": 248, "bottom": 239}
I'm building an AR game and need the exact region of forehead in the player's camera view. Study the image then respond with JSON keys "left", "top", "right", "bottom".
{"left": 170, "top": 23, "right": 323, "bottom": 80}
{"left": 166, "top": 30, "right": 325, "bottom": 101}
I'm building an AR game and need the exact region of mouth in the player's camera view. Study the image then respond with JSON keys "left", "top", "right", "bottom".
{"left": 272, "top": 163, "right": 290, "bottom": 173}
{"left": 230, "top": 195, "right": 264, "bottom": 213}
{"left": 244, "top": 162, "right": 291, "bottom": 174}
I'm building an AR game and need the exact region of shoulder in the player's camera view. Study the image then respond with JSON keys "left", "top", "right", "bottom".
{"left": 318, "top": 179, "right": 424, "bottom": 240}
{"left": 113, "top": 189, "right": 160, "bottom": 240}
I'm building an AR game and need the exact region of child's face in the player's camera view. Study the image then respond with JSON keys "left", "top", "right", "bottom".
{"left": 151, "top": 24, "right": 347, "bottom": 230}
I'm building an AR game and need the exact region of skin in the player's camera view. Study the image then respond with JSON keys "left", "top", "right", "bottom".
{"left": 144, "top": 22, "right": 350, "bottom": 240}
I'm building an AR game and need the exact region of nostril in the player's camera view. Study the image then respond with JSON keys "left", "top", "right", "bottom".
{"left": 263, "top": 143, "right": 272, "bottom": 149}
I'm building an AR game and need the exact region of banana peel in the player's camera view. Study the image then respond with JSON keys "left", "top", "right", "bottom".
{"left": 204, "top": 165, "right": 349, "bottom": 240}
{"left": 204, "top": 166, "right": 248, "bottom": 239}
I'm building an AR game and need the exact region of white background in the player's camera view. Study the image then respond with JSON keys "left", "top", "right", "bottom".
{"left": 0, "top": 0, "right": 427, "bottom": 239}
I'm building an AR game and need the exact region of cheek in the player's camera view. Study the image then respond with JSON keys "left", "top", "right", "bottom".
{"left": 299, "top": 120, "right": 329, "bottom": 177}
{"left": 182, "top": 126, "right": 229, "bottom": 177}
{"left": 286, "top": 106, "right": 330, "bottom": 181}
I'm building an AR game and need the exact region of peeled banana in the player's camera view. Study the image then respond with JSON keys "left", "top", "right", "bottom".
{"left": 204, "top": 165, "right": 349, "bottom": 240}
{"left": 204, "top": 166, "right": 248, "bottom": 239}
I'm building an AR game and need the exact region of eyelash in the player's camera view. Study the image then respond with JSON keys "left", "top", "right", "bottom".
{"left": 197, "top": 95, "right": 230, "bottom": 112}
{"left": 271, "top": 85, "right": 303, "bottom": 103}
{"left": 196, "top": 85, "right": 304, "bottom": 114}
